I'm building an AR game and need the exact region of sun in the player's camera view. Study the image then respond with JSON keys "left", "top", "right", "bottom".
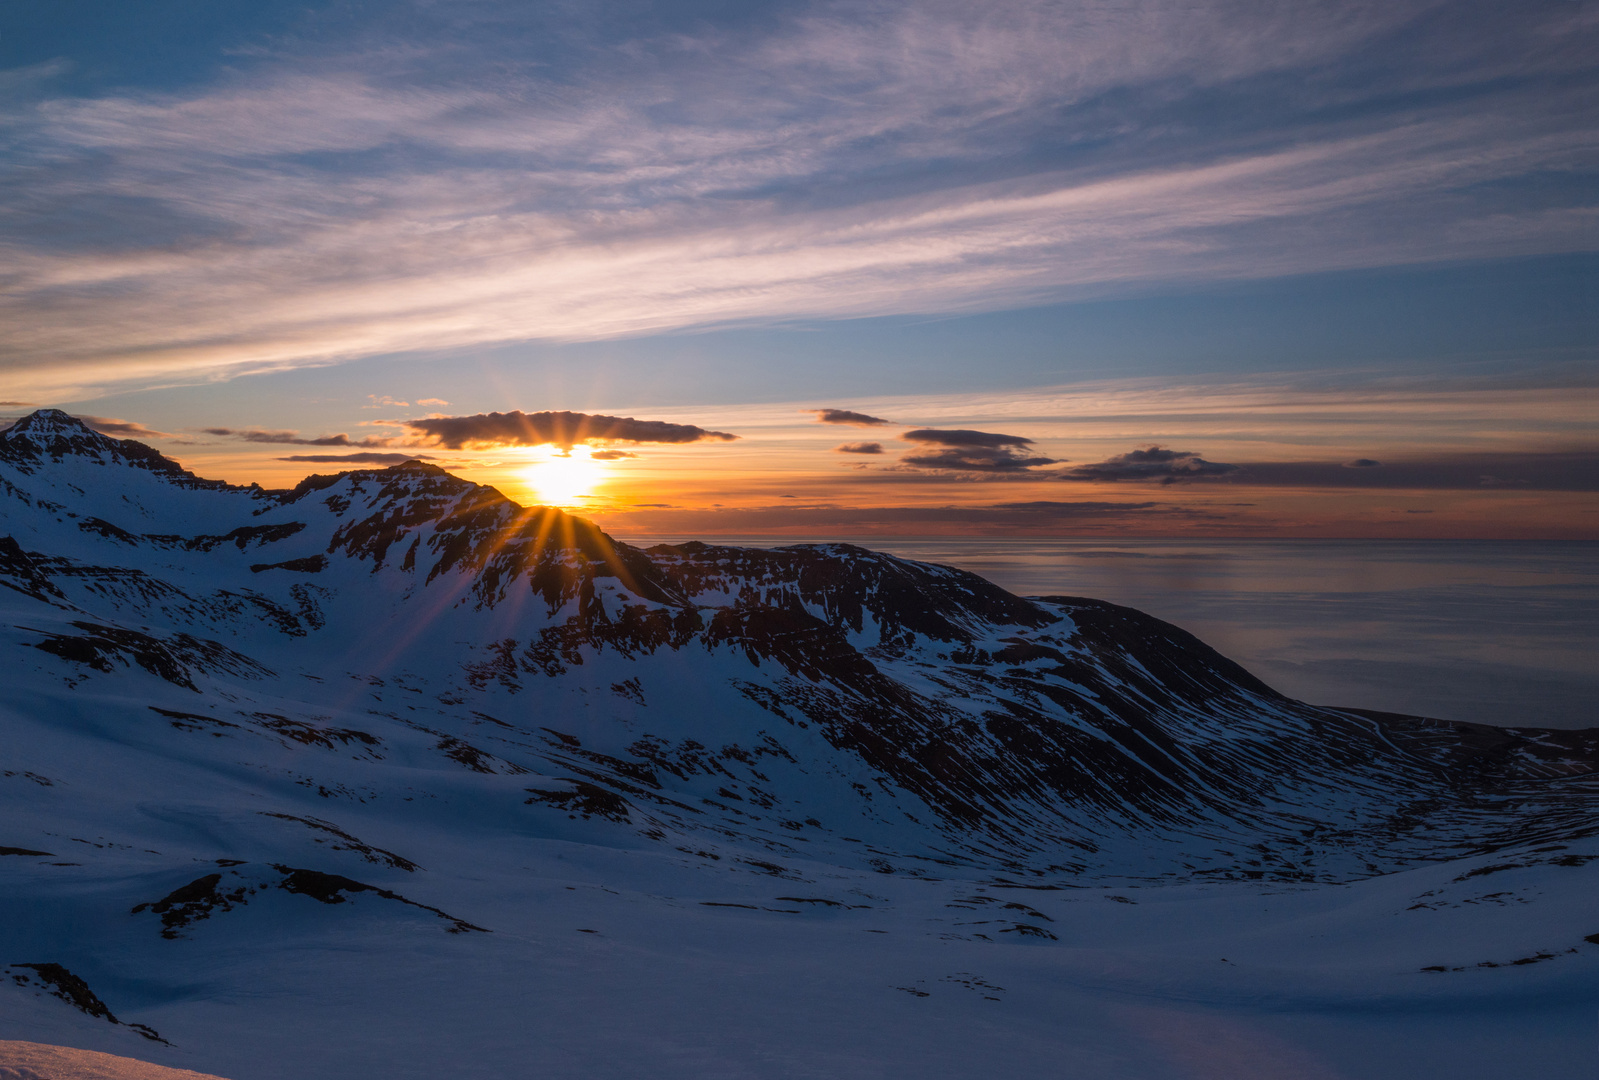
{"left": 522, "top": 446, "right": 605, "bottom": 508}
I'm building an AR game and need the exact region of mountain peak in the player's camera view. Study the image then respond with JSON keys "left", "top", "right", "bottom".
{"left": 0, "top": 409, "right": 230, "bottom": 490}
{"left": 2, "top": 409, "right": 125, "bottom": 463}
{"left": 5, "top": 408, "right": 108, "bottom": 441}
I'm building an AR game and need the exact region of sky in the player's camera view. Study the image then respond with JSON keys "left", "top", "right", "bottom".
{"left": 1, "top": 0, "right": 1596, "bottom": 538}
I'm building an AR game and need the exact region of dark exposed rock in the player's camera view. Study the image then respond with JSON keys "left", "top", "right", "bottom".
{"left": 149, "top": 706, "right": 239, "bottom": 734}
{"left": 248, "top": 713, "right": 380, "bottom": 752}
{"left": 78, "top": 517, "right": 140, "bottom": 543}
{"left": 131, "top": 865, "right": 485, "bottom": 935}
{"left": 435, "top": 735, "right": 512, "bottom": 774}
{"left": 182, "top": 522, "right": 307, "bottom": 552}
{"left": 1338, "top": 707, "right": 1599, "bottom": 782}
{"left": 258, "top": 812, "right": 420, "bottom": 870}
{"left": 525, "top": 781, "right": 632, "bottom": 822}
{"left": 132, "top": 872, "right": 250, "bottom": 938}
{"left": 251, "top": 555, "right": 328, "bottom": 573}
{"left": 0, "top": 536, "right": 66, "bottom": 602}
{"left": 10, "top": 963, "right": 113, "bottom": 1020}
{"left": 7, "top": 962, "right": 166, "bottom": 1042}
{"left": 26, "top": 621, "right": 273, "bottom": 691}
{"left": 271, "top": 866, "right": 487, "bottom": 933}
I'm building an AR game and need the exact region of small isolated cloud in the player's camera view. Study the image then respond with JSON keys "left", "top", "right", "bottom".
{"left": 1063, "top": 445, "right": 1239, "bottom": 485}
{"left": 900, "top": 427, "right": 1057, "bottom": 473}
{"left": 204, "top": 427, "right": 400, "bottom": 448}
{"left": 416, "top": 398, "right": 449, "bottom": 406}
{"left": 903, "top": 428, "right": 1035, "bottom": 449}
{"left": 813, "top": 409, "right": 889, "bottom": 427}
{"left": 81, "top": 415, "right": 173, "bottom": 439}
{"left": 589, "top": 449, "right": 637, "bottom": 460}
{"left": 404, "top": 410, "right": 737, "bottom": 450}
{"left": 1345, "top": 458, "right": 1382, "bottom": 468}
{"left": 279, "top": 452, "right": 434, "bottom": 464}
{"left": 836, "top": 441, "right": 884, "bottom": 455}
{"left": 364, "top": 395, "right": 409, "bottom": 409}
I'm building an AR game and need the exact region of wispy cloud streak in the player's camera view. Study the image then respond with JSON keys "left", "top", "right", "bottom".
{"left": 1, "top": 0, "right": 1594, "bottom": 396}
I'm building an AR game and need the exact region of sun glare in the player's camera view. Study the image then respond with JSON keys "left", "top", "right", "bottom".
{"left": 523, "top": 447, "right": 605, "bottom": 508}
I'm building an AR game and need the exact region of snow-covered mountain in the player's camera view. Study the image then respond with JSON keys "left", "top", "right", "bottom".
{"left": 3, "top": 409, "right": 1597, "bottom": 1079}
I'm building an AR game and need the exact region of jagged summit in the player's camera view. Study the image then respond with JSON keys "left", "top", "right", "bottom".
{"left": 2, "top": 409, "right": 134, "bottom": 460}
{"left": 0, "top": 409, "right": 230, "bottom": 490}
{"left": 3, "top": 407, "right": 91, "bottom": 433}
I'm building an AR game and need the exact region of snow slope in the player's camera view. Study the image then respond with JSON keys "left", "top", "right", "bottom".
{"left": 2, "top": 410, "right": 1596, "bottom": 1078}
{"left": 0, "top": 1040, "right": 230, "bottom": 1080}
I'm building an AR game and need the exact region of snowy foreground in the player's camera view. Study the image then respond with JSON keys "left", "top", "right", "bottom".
{"left": 2, "top": 410, "right": 1596, "bottom": 1079}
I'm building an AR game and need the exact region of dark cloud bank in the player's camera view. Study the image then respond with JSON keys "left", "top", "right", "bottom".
{"left": 813, "top": 409, "right": 889, "bottom": 427}
{"left": 1063, "top": 446, "right": 1239, "bottom": 485}
{"left": 1230, "top": 453, "right": 1599, "bottom": 491}
{"left": 404, "top": 411, "right": 737, "bottom": 449}
{"left": 884, "top": 435, "right": 1598, "bottom": 492}
{"left": 900, "top": 428, "right": 1059, "bottom": 473}
{"left": 1063, "top": 447, "right": 1599, "bottom": 491}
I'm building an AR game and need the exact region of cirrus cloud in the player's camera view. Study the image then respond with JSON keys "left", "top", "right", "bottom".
{"left": 0, "top": 2, "right": 1594, "bottom": 398}
{"left": 79, "top": 415, "right": 174, "bottom": 440}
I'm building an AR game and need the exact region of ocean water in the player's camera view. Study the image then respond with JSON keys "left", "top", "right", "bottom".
{"left": 624, "top": 537, "right": 1599, "bottom": 730}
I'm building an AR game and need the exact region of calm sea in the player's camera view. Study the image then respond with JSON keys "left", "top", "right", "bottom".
{"left": 619, "top": 537, "right": 1599, "bottom": 730}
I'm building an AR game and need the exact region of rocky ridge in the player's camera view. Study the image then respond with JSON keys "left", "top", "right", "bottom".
{"left": 3, "top": 409, "right": 1594, "bottom": 884}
